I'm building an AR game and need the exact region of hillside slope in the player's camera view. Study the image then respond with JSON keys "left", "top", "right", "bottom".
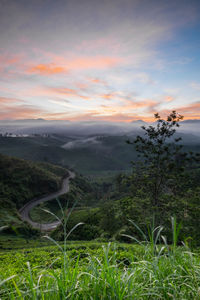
{"left": 0, "top": 154, "right": 104, "bottom": 237}
{"left": 0, "top": 134, "right": 199, "bottom": 175}
{"left": 0, "top": 154, "right": 69, "bottom": 210}
{"left": 0, "top": 135, "right": 136, "bottom": 174}
{"left": 0, "top": 154, "right": 70, "bottom": 232}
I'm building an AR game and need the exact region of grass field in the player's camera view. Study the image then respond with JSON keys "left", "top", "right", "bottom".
{"left": 1, "top": 226, "right": 200, "bottom": 299}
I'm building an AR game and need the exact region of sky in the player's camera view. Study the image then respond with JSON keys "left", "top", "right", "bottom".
{"left": 0, "top": 0, "right": 200, "bottom": 122}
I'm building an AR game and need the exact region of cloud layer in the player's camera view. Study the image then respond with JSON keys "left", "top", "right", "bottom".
{"left": 0, "top": 0, "right": 200, "bottom": 121}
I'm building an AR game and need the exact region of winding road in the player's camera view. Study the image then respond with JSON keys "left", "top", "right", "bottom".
{"left": 19, "top": 170, "right": 75, "bottom": 231}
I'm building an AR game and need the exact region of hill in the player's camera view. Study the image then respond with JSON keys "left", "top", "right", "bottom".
{"left": 0, "top": 133, "right": 199, "bottom": 175}
{"left": 0, "top": 135, "right": 139, "bottom": 175}
{"left": 0, "top": 154, "right": 69, "bottom": 230}
{"left": 0, "top": 154, "right": 104, "bottom": 238}
{"left": 0, "top": 154, "right": 69, "bottom": 209}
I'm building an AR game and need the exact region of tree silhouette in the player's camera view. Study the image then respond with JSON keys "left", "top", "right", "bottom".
{"left": 127, "top": 111, "right": 189, "bottom": 222}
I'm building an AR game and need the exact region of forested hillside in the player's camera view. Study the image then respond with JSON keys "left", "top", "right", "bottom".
{"left": 0, "top": 154, "right": 104, "bottom": 236}
{"left": 0, "top": 135, "right": 136, "bottom": 174}
{"left": 0, "top": 133, "right": 199, "bottom": 175}
{"left": 0, "top": 154, "right": 69, "bottom": 209}
{"left": 0, "top": 154, "right": 71, "bottom": 233}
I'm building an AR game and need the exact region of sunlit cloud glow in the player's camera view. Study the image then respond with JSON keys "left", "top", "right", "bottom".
{"left": 0, "top": 0, "right": 200, "bottom": 122}
{"left": 28, "top": 63, "right": 66, "bottom": 75}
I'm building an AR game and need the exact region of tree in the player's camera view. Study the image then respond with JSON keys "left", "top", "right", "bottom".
{"left": 127, "top": 111, "right": 190, "bottom": 222}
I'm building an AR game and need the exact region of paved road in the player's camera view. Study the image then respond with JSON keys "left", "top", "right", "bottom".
{"left": 19, "top": 170, "right": 75, "bottom": 231}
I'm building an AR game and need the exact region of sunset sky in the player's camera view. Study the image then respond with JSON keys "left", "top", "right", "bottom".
{"left": 1, "top": 0, "right": 200, "bottom": 122}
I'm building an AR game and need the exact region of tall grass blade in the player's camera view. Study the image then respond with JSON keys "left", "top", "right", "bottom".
{"left": 43, "top": 235, "right": 63, "bottom": 252}
{"left": 65, "top": 222, "right": 84, "bottom": 240}
{"left": 128, "top": 219, "right": 147, "bottom": 241}
{"left": 40, "top": 208, "right": 61, "bottom": 223}
{"left": 0, "top": 275, "right": 16, "bottom": 286}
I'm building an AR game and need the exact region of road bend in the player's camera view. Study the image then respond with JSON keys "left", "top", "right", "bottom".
{"left": 19, "top": 170, "right": 75, "bottom": 231}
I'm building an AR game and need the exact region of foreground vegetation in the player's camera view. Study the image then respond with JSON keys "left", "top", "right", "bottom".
{"left": 1, "top": 222, "right": 200, "bottom": 299}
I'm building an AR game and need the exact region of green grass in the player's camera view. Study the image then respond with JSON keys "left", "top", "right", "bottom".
{"left": 0, "top": 241, "right": 200, "bottom": 299}
{"left": 0, "top": 235, "right": 52, "bottom": 250}
{"left": 1, "top": 217, "right": 200, "bottom": 299}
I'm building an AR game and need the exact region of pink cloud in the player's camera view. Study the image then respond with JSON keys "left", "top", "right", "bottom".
{"left": 0, "top": 104, "right": 44, "bottom": 120}
{"left": 164, "top": 96, "right": 174, "bottom": 102}
{"left": 48, "top": 101, "right": 200, "bottom": 122}
{"left": 0, "top": 54, "right": 21, "bottom": 66}
{"left": 23, "top": 85, "right": 91, "bottom": 101}
{"left": 49, "top": 87, "right": 89, "bottom": 99}
{"left": 0, "top": 54, "right": 23, "bottom": 76}
{"left": 151, "top": 101, "right": 200, "bottom": 120}
{"left": 0, "top": 96, "right": 46, "bottom": 120}
{"left": 88, "top": 78, "right": 106, "bottom": 85}
{"left": 101, "top": 93, "right": 117, "bottom": 100}
{"left": 0, "top": 96, "right": 23, "bottom": 104}
{"left": 25, "top": 54, "right": 122, "bottom": 77}
{"left": 43, "top": 111, "right": 150, "bottom": 123}
{"left": 69, "top": 56, "right": 120, "bottom": 69}
{"left": 53, "top": 55, "right": 122, "bottom": 71}
{"left": 28, "top": 63, "right": 66, "bottom": 75}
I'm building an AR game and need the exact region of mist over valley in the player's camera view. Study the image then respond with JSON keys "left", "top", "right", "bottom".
{"left": 0, "top": 119, "right": 199, "bottom": 175}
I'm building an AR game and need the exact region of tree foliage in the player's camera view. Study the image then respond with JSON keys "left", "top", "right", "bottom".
{"left": 127, "top": 111, "right": 200, "bottom": 225}
{"left": 128, "top": 112, "right": 183, "bottom": 205}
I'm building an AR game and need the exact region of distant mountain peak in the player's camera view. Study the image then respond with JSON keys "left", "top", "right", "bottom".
{"left": 13, "top": 118, "right": 46, "bottom": 122}
{"left": 131, "top": 119, "right": 146, "bottom": 124}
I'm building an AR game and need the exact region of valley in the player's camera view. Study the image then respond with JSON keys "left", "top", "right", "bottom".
{"left": 0, "top": 117, "right": 200, "bottom": 299}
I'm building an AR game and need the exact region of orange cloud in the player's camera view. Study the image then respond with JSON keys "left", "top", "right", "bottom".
{"left": 26, "top": 100, "right": 200, "bottom": 123}
{"left": 48, "top": 87, "right": 90, "bottom": 100}
{"left": 28, "top": 63, "right": 66, "bottom": 75}
{"left": 0, "top": 54, "right": 20, "bottom": 66}
{"left": 22, "top": 86, "right": 90, "bottom": 100}
{"left": 178, "top": 102, "right": 200, "bottom": 114}
{"left": 0, "top": 54, "right": 22, "bottom": 76}
{"left": 53, "top": 55, "right": 122, "bottom": 70}
{"left": 101, "top": 93, "right": 117, "bottom": 100}
{"left": 164, "top": 96, "right": 174, "bottom": 102}
{"left": 0, "top": 105, "right": 44, "bottom": 120}
{"left": 43, "top": 111, "right": 151, "bottom": 123}
{"left": 88, "top": 78, "right": 106, "bottom": 85}
{"left": 0, "top": 96, "right": 23, "bottom": 104}
{"left": 121, "top": 99, "right": 157, "bottom": 110}
{"left": 75, "top": 82, "right": 89, "bottom": 90}
{"left": 71, "top": 56, "right": 120, "bottom": 69}
{"left": 52, "top": 98, "right": 158, "bottom": 122}
{"left": 153, "top": 101, "right": 200, "bottom": 120}
{"left": 27, "top": 55, "right": 121, "bottom": 77}
{"left": 52, "top": 87, "right": 76, "bottom": 94}
{"left": 0, "top": 96, "right": 46, "bottom": 120}
{"left": 99, "top": 94, "right": 158, "bottom": 111}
